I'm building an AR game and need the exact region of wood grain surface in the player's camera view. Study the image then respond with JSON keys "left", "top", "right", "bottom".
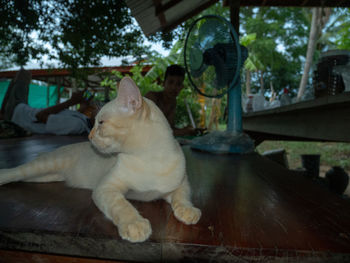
{"left": 1, "top": 135, "right": 350, "bottom": 262}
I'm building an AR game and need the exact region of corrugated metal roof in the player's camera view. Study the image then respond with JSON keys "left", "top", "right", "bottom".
{"left": 126, "top": 0, "right": 219, "bottom": 36}
{"left": 126, "top": 0, "right": 350, "bottom": 36}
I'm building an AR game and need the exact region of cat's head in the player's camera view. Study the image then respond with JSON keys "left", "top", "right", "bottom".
{"left": 88, "top": 77, "right": 144, "bottom": 154}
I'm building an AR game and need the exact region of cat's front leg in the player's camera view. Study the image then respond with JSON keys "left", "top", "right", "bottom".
{"left": 92, "top": 178, "right": 152, "bottom": 242}
{"left": 165, "top": 177, "right": 201, "bottom": 225}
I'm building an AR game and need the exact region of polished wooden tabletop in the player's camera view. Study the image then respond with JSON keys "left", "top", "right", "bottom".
{"left": 0, "top": 135, "right": 350, "bottom": 262}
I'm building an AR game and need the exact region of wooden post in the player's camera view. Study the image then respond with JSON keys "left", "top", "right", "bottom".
{"left": 227, "top": 0, "right": 242, "bottom": 133}
{"left": 229, "top": 0, "right": 240, "bottom": 34}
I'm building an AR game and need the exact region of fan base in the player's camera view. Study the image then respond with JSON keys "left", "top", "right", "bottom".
{"left": 190, "top": 131, "right": 254, "bottom": 154}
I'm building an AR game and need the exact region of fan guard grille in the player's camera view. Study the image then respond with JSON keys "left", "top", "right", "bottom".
{"left": 184, "top": 15, "right": 242, "bottom": 98}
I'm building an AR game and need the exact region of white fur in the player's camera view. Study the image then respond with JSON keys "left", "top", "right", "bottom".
{"left": 0, "top": 77, "right": 201, "bottom": 242}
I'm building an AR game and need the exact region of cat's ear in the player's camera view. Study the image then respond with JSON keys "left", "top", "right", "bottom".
{"left": 117, "top": 77, "right": 142, "bottom": 113}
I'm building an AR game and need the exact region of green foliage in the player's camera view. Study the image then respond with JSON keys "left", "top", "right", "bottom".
{"left": 147, "top": 29, "right": 183, "bottom": 50}
{"left": 0, "top": 0, "right": 178, "bottom": 76}
{"left": 0, "top": 0, "right": 45, "bottom": 66}
{"left": 336, "top": 24, "right": 350, "bottom": 49}
{"left": 50, "top": 1, "right": 146, "bottom": 69}
{"left": 324, "top": 8, "right": 350, "bottom": 50}
{"left": 240, "top": 7, "right": 310, "bottom": 93}
{"left": 101, "top": 63, "right": 163, "bottom": 98}
{"left": 100, "top": 54, "right": 201, "bottom": 128}
{"left": 175, "top": 87, "right": 201, "bottom": 128}
{"left": 178, "top": 3, "right": 315, "bottom": 115}
{"left": 0, "top": 0, "right": 146, "bottom": 71}
{"left": 183, "top": 5, "right": 347, "bottom": 96}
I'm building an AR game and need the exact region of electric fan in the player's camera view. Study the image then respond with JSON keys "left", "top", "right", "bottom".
{"left": 184, "top": 15, "right": 254, "bottom": 154}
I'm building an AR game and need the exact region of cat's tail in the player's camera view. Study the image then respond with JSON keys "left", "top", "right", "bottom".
{"left": 0, "top": 151, "right": 71, "bottom": 185}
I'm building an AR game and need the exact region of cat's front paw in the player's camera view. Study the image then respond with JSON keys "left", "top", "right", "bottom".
{"left": 174, "top": 205, "right": 201, "bottom": 225}
{"left": 118, "top": 217, "right": 152, "bottom": 242}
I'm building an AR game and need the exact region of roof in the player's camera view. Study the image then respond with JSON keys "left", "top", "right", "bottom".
{"left": 0, "top": 65, "right": 152, "bottom": 91}
{"left": 126, "top": 0, "right": 219, "bottom": 36}
{"left": 126, "top": 0, "right": 350, "bottom": 36}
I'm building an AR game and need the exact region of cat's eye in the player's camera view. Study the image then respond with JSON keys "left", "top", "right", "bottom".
{"left": 98, "top": 120, "right": 104, "bottom": 125}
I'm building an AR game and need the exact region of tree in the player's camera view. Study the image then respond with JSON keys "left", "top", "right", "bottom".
{"left": 0, "top": 0, "right": 177, "bottom": 78}
{"left": 182, "top": 4, "right": 349, "bottom": 102}
{"left": 182, "top": 4, "right": 312, "bottom": 96}
{"left": 0, "top": 0, "right": 45, "bottom": 66}
{"left": 318, "top": 8, "right": 350, "bottom": 51}
{"left": 240, "top": 7, "right": 311, "bottom": 96}
{"left": 240, "top": 33, "right": 264, "bottom": 95}
{"left": 297, "top": 7, "right": 331, "bottom": 100}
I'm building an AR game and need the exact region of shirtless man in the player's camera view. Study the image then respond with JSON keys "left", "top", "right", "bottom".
{"left": 145, "top": 65, "right": 197, "bottom": 137}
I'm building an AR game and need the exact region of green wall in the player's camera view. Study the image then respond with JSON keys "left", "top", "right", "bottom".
{"left": 0, "top": 81, "right": 62, "bottom": 109}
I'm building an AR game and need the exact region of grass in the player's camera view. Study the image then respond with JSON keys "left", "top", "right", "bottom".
{"left": 203, "top": 122, "right": 350, "bottom": 172}
{"left": 256, "top": 141, "right": 350, "bottom": 171}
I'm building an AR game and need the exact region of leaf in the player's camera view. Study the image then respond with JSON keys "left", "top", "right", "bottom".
{"left": 240, "top": 33, "right": 257, "bottom": 46}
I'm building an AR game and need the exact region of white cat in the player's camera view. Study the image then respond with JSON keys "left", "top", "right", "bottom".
{"left": 0, "top": 77, "right": 201, "bottom": 242}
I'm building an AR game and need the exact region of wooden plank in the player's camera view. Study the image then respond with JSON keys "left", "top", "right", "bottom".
{"left": 243, "top": 92, "right": 350, "bottom": 142}
{"left": 163, "top": 148, "right": 350, "bottom": 261}
{"left": 244, "top": 92, "right": 350, "bottom": 117}
{"left": 1, "top": 135, "right": 350, "bottom": 261}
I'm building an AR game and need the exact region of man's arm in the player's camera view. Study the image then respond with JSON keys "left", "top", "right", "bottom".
{"left": 35, "top": 90, "right": 86, "bottom": 123}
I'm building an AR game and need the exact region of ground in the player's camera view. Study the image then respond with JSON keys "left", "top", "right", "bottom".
{"left": 257, "top": 140, "right": 350, "bottom": 196}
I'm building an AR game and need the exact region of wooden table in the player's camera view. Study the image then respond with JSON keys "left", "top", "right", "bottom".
{"left": 1, "top": 135, "right": 350, "bottom": 262}
{"left": 243, "top": 92, "right": 350, "bottom": 145}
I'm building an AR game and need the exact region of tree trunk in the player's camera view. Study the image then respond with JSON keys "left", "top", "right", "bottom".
{"left": 259, "top": 70, "right": 264, "bottom": 91}
{"left": 245, "top": 70, "right": 251, "bottom": 95}
{"left": 269, "top": 81, "right": 276, "bottom": 102}
{"left": 297, "top": 8, "right": 331, "bottom": 100}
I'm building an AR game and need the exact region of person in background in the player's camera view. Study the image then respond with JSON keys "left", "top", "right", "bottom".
{"left": 0, "top": 68, "right": 98, "bottom": 135}
{"left": 145, "top": 65, "right": 199, "bottom": 137}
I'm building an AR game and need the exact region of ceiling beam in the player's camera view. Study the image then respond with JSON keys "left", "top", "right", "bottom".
{"left": 162, "top": 0, "right": 220, "bottom": 32}
{"left": 155, "top": 0, "right": 182, "bottom": 16}
{"left": 153, "top": 0, "right": 167, "bottom": 28}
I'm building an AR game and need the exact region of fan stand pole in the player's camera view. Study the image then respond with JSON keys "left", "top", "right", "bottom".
{"left": 191, "top": 78, "right": 254, "bottom": 154}
{"left": 227, "top": 79, "right": 242, "bottom": 133}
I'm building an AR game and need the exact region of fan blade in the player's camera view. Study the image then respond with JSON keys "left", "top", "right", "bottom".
{"left": 189, "top": 42, "right": 208, "bottom": 78}
{"left": 202, "top": 43, "right": 235, "bottom": 88}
